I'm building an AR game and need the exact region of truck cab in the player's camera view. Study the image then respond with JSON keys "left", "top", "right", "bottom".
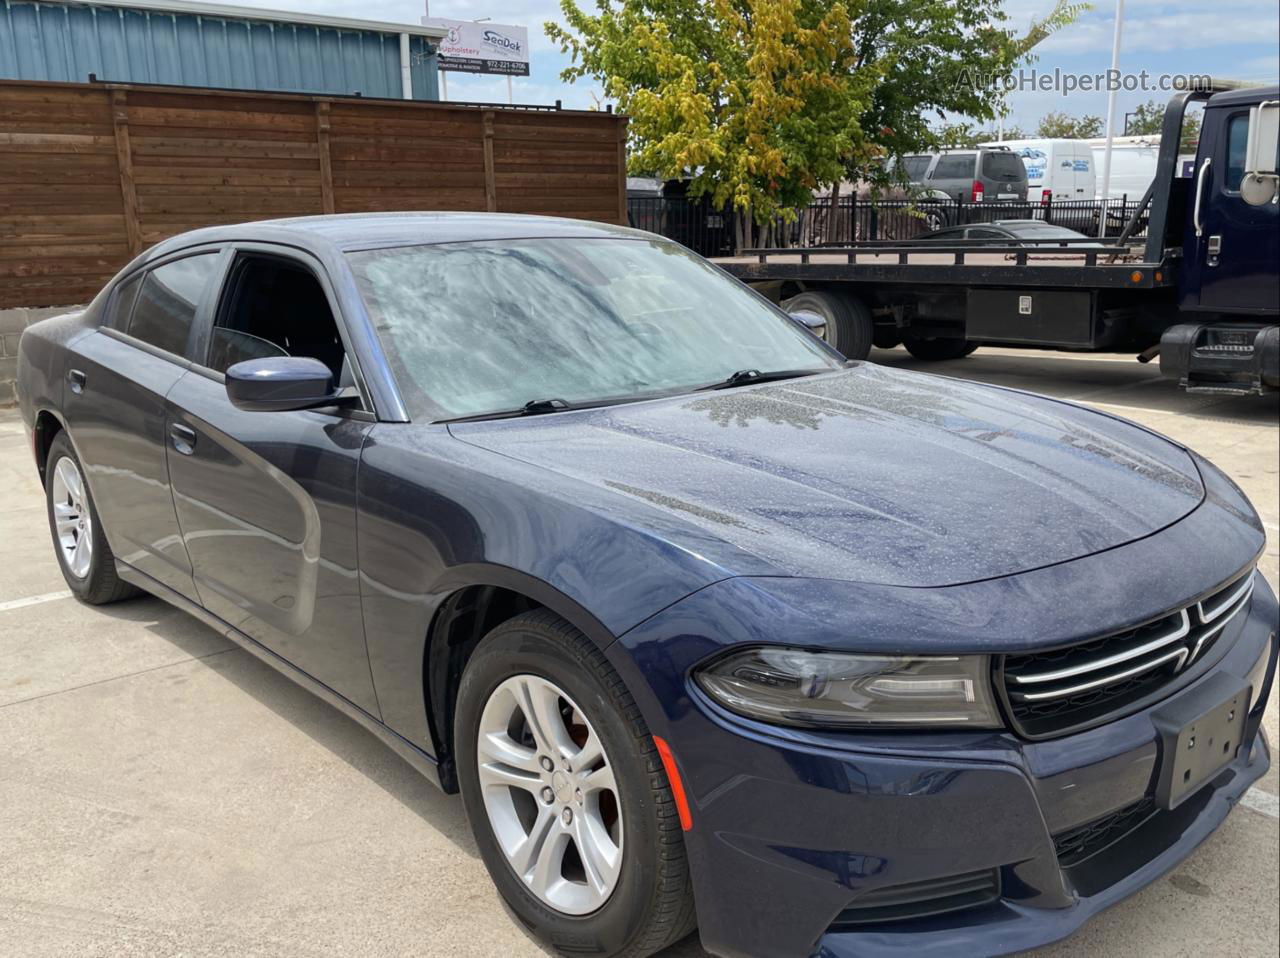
{"left": 1160, "top": 85, "right": 1280, "bottom": 393}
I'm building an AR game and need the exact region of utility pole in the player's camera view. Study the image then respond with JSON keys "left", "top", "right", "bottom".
{"left": 1098, "top": 0, "right": 1125, "bottom": 237}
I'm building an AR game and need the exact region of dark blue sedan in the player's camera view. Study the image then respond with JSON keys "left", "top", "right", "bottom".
{"left": 16, "top": 213, "right": 1277, "bottom": 958}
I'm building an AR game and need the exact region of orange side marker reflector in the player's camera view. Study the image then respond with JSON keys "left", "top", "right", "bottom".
{"left": 1130, "top": 270, "right": 1144, "bottom": 284}
{"left": 653, "top": 735, "right": 693, "bottom": 831}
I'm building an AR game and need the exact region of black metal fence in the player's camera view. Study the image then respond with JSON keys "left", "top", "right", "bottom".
{"left": 626, "top": 195, "right": 1149, "bottom": 257}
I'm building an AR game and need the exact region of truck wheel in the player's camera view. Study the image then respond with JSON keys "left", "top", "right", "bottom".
{"left": 900, "top": 334, "right": 979, "bottom": 362}
{"left": 781, "top": 290, "right": 873, "bottom": 359}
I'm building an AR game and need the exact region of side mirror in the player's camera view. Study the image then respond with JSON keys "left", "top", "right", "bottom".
{"left": 789, "top": 310, "right": 828, "bottom": 342}
{"left": 1242, "top": 100, "right": 1279, "bottom": 207}
{"left": 225, "top": 356, "right": 342, "bottom": 412}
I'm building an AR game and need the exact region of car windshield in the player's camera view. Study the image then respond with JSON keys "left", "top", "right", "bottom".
{"left": 347, "top": 237, "right": 842, "bottom": 420}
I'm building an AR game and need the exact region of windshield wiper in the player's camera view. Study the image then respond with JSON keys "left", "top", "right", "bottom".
{"left": 438, "top": 398, "right": 575, "bottom": 424}
{"left": 695, "top": 368, "right": 828, "bottom": 391}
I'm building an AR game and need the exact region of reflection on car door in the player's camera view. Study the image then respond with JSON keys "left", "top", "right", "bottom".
{"left": 61, "top": 251, "right": 223, "bottom": 603}
{"left": 162, "top": 249, "right": 380, "bottom": 715}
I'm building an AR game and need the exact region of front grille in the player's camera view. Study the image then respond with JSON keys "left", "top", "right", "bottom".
{"left": 829, "top": 868, "right": 1001, "bottom": 928}
{"left": 1053, "top": 797, "right": 1158, "bottom": 867}
{"left": 1001, "top": 571, "right": 1255, "bottom": 738}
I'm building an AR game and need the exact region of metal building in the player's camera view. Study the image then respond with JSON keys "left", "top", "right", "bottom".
{"left": 0, "top": 0, "right": 446, "bottom": 100}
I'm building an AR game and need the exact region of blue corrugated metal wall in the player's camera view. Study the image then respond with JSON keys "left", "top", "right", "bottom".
{"left": 0, "top": 0, "right": 439, "bottom": 99}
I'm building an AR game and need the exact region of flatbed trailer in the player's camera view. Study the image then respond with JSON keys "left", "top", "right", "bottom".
{"left": 715, "top": 85, "right": 1279, "bottom": 394}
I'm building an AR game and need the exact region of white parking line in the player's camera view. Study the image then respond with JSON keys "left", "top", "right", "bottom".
{"left": 0, "top": 590, "right": 73, "bottom": 613}
{"left": 1240, "top": 786, "right": 1280, "bottom": 820}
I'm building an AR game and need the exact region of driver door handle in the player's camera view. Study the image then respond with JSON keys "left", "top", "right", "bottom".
{"left": 1193, "top": 157, "right": 1212, "bottom": 237}
{"left": 169, "top": 423, "right": 197, "bottom": 455}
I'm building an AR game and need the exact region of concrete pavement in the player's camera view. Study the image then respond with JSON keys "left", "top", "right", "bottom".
{"left": 0, "top": 347, "right": 1276, "bottom": 957}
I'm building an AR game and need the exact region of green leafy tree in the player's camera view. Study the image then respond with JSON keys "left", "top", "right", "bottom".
{"left": 1125, "top": 99, "right": 1165, "bottom": 135}
{"left": 548, "top": 0, "right": 1084, "bottom": 233}
{"left": 548, "top": 0, "right": 883, "bottom": 229}
{"left": 1179, "top": 111, "right": 1202, "bottom": 153}
{"left": 1035, "top": 111, "right": 1104, "bottom": 138}
{"left": 1124, "top": 98, "right": 1200, "bottom": 151}
{"left": 937, "top": 122, "right": 1027, "bottom": 148}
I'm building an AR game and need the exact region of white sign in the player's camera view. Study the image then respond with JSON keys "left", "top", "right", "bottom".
{"left": 423, "top": 18, "right": 530, "bottom": 76}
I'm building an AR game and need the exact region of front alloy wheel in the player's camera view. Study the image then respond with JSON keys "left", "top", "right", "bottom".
{"left": 477, "top": 674, "right": 623, "bottom": 915}
{"left": 455, "top": 610, "right": 696, "bottom": 957}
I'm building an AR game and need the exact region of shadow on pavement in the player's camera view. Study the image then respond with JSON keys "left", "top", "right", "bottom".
{"left": 92, "top": 595, "right": 479, "bottom": 857}
{"left": 89, "top": 596, "right": 712, "bottom": 957}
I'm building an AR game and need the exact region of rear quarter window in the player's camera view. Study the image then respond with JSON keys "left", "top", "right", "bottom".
{"left": 104, "top": 274, "right": 142, "bottom": 330}
{"left": 932, "top": 154, "right": 976, "bottom": 179}
{"left": 901, "top": 155, "right": 932, "bottom": 181}
{"left": 982, "top": 152, "right": 1026, "bottom": 179}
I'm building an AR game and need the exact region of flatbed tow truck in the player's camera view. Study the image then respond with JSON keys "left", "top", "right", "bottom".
{"left": 717, "top": 85, "right": 1279, "bottom": 395}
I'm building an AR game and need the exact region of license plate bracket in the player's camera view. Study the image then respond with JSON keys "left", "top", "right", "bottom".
{"left": 1152, "top": 673, "right": 1251, "bottom": 810}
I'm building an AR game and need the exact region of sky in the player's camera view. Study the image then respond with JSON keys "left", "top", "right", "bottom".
{"left": 235, "top": 0, "right": 1280, "bottom": 129}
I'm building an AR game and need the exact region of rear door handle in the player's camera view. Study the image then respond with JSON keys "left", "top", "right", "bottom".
{"left": 67, "top": 369, "right": 86, "bottom": 394}
{"left": 169, "top": 423, "right": 197, "bottom": 455}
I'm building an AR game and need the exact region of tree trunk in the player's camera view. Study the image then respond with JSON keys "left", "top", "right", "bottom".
{"left": 735, "top": 207, "right": 754, "bottom": 254}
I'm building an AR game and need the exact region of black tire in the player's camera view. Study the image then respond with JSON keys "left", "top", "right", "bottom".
{"left": 455, "top": 610, "right": 696, "bottom": 958}
{"left": 780, "top": 289, "right": 873, "bottom": 359}
{"left": 44, "top": 431, "right": 139, "bottom": 604}
{"left": 900, "top": 333, "right": 980, "bottom": 362}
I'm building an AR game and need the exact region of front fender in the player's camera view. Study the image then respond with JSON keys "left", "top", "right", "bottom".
{"left": 355, "top": 422, "right": 736, "bottom": 755}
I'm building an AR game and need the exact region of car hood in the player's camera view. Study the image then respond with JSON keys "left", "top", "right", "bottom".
{"left": 449, "top": 364, "right": 1205, "bottom": 587}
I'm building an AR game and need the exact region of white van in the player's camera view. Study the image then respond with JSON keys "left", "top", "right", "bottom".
{"left": 979, "top": 139, "right": 1096, "bottom": 202}
{"left": 1082, "top": 136, "right": 1161, "bottom": 200}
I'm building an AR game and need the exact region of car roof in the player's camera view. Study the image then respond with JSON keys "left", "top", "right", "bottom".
{"left": 136, "top": 212, "right": 650, "bottom": 265}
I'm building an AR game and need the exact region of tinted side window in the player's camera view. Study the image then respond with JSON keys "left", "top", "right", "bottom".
{"left": 128, "top": 254, "right": 218, "bottom": 356}
{"left": 901, "top": 155, "right": 932, "bottom": 180}
{"left": 932, "top": 154, "right": 976, "bottom": 179}
{"left": 982, "top": 152, "right": 1025, "bottom": 179}
{"left": 105, "top": 274, "right": 142, "bottom": 330}
{"left": 209, "top": 255, "right": 347, "bottom": 381}
{"left": 1225, "top": 114, "right": 1249, "bottom": 191}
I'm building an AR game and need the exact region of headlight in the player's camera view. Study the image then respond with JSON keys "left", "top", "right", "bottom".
{"left": 694, "top": 647, "right": 1002, "bottom": 729}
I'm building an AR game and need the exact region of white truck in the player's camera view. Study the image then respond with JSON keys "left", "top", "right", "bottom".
{"left": 979, "top": 138, "right": 1097, "bottom": 203}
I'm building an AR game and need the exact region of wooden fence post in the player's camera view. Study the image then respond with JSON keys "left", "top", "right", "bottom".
{"left": 482, "top": 110, "right": 497, "bottom": 212}
{"left": 616, "top": 117, "right": 628, "bottom": 226}
{"left": 110, "top": 90, "right": 142, "bottom": 255}
{"left": 315, "top": 100, "right": 335, "bottom": 214}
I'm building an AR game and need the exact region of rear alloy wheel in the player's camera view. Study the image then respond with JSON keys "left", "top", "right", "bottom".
{"left": 44, "top": 430, "right": 138, "bottom": 604}
{"left": 456, "top": 610, "right": 696, "bottom": 958}
{"left": 900, "top": 333, "right": 980, "bottom": 362}
{"left": 781, "top": 289, "right": 873, "bottom": 359}
{"left": 50, "top": 455, "right": 93, "bottom": 580}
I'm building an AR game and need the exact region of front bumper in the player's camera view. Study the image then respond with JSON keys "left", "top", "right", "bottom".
{"left": 611, "top": 574, "right": 1277, "bottom": 958}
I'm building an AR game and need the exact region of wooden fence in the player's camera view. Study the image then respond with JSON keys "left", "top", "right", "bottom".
{"left": 0, "top": 79, "right": 628, "bottom": 308}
